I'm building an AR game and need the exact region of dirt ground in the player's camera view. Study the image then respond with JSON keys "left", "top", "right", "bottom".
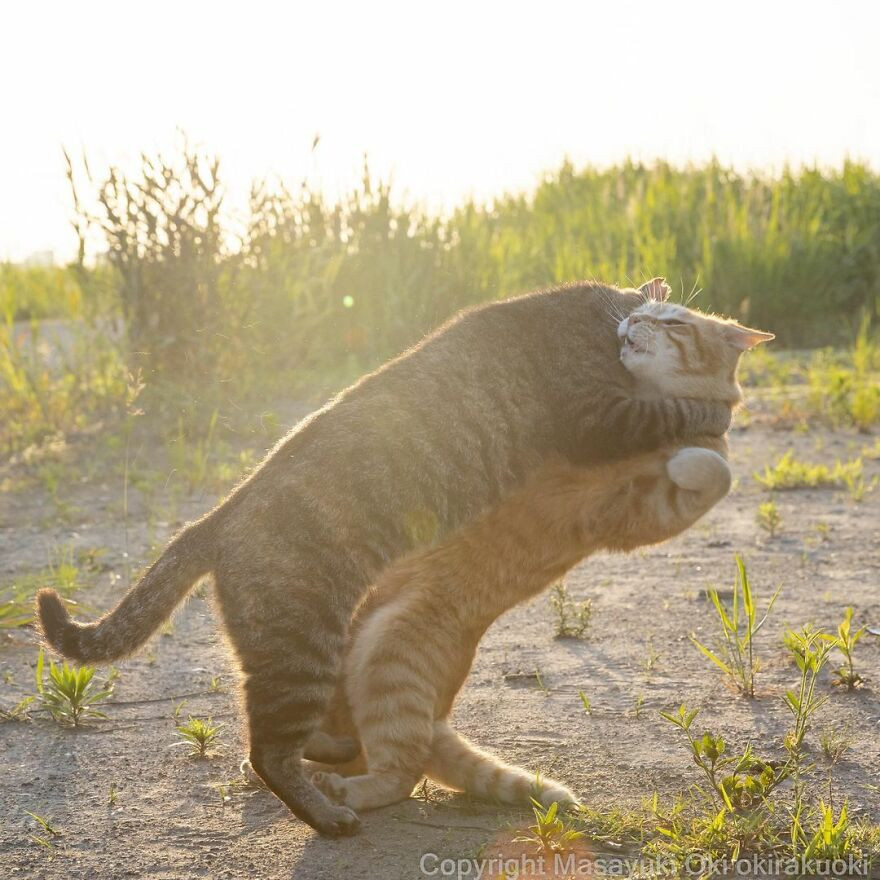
{"left": 1, "top": 395, "right": 879, "bottom": 880}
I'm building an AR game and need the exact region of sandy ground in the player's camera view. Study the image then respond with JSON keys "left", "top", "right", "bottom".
{"left": 1, "top": 399, "right": 879, "bottom": 879}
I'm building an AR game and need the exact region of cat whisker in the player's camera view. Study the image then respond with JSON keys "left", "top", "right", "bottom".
{"left": 685, "top": 280, "right": 703, "bottom": 306}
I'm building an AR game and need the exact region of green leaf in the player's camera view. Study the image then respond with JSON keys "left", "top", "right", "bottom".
{"left": 691, "top": 637, "right": 732, "bottom": 675}
{"left": 35, "top": 649, "right": 44, "bottom": 695}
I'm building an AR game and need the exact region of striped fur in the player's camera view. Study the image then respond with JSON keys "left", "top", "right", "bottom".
{"left": 35, "top": 281, "right": 740, "bottom": 836}
{"left": 313, "top": 304, "right": 772, "bottom": 812}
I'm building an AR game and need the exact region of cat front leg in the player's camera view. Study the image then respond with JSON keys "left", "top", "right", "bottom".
{"left": 573, "top": 395, "right": 732, "bottom": 462}
{"left": 666, "top": 447, "right": 731, "bottom": 500}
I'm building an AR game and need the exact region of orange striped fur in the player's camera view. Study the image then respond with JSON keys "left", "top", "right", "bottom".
{"left": 312, "top": 301, "right": 772, "bottom": 812}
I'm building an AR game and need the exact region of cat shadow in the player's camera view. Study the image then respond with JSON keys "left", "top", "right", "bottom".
{"left": 238, "top": 780, "right": 528, "bottom": 877}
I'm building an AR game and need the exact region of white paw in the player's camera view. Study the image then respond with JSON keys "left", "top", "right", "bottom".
{"left": 535, "top": 781, "right": 580, "bottom": 809}
{"left": 240, "top": 758, "right": 263, "bottom": 786}
{"left": 311, "top": 770, "right": 350, "bottom": 805}
{"left": 666, "top": 448, "right": 731, "bottom": 496}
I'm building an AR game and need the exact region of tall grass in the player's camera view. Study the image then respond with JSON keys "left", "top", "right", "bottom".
{"left": 2, "top": 146, "right": 879, "bottom": 453}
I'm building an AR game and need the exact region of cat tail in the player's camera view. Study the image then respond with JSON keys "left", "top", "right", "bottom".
{"left": 36, "top": 516, "right": 215, "bottom": 664}
{"left": 426, "top": 721, "right": 579, "bottom": 808}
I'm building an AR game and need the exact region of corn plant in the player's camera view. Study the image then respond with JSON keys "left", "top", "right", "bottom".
{"left": 35, "top": 650, "right": 113, "bottom": 727}
{"left": 821, "top": 607, "right": 866, "bottom": 689}
{"left": 173, "top": 716, "right": 224, "bottom": 758}
{"left": 691, "top": 556, "right": 781, "bottom": 697}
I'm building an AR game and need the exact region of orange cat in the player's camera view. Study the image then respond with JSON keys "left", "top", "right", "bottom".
{"left": 310, "top": 297, "right": 772, "bottom": 812}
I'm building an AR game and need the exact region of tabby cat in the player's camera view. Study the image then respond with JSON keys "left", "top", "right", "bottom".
{"left": 37, "top": 280, "right": 732, "bottom": 836}
{"left": 309, "top": 301, "right": 772, "bottom": 812}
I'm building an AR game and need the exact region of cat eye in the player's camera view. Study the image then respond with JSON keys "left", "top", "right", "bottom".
{"left": 661, "top": 319, "right": 688, "bottom": 327}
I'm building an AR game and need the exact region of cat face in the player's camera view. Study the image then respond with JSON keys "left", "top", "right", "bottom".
{"left": 617, "top": 299, "right": 774, "bottom": 402}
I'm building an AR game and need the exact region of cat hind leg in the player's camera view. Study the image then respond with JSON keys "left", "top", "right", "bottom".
{"left": 215, "top": 565, "right": 360, "bottom": 837}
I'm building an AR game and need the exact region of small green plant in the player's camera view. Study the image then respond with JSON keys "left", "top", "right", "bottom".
{"left": 659, "top": 704, "right": 784, "bottom": 811}
{"left": 633, "top": 693, "right": 646, "bottom": 718}
{"left": 25, "top": 811, "right": 61, "bottom": 851}
{"left": 756, "top": 499, "right": 782, "bottom": 537}
{"left": 801, "top": 801, "right": 852, "bottom": 862}
{"left": 173, "top": 716, "right": 224, "bottom": 758}
{"left": 0, "top": 694, "right": 34, "bottom": 722}
{"left": 168, "top": 409, "right": 222, "bottom": 492}
{"left": 412, "top": 778, "right": 434, "bottom": 804}
{"left": 691, "top": 556, "right": 780, "bottom": 697}
{"left": 108, "top": 782, "right": 118, "bottom": 806}
{"left": 35, "top": 650, "right": 114, "bottom": 726}
{"left": 549, "top": 582, "right": 593, "bottom": 639}
{"left": 840, "top": 467, "right": 878, "bottom": 502}
{"left": 782, "top": 628, "right": 831, "bottom": 759}
{"left": 642, "top": 638, "right": 662, "bottom": 674}
{"left": 819, "top": 724, "right": 852, "bottom": 765}
{"left": 578, "top": 691, "right": 592, "bottom": 715}
{"left": 0, "top": 543, "right": 82, "bottom": 630}
{"left": 821, "top": 607, "right": 866, "bottom": 689}
{"left": 514, "top": 798, "right": 584, "bottom": 855}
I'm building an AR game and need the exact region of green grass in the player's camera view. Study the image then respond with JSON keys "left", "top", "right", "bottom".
{"left": 3, "top": 148, "right": 879, "bottom": 455}
{"left": 0, "top": 312, "right": 127, "bottom": 455}
{"left": 560, "top": 623, "right": 879, "bottom": 875}
{"left": 806, "top": 317, "right": 880, "bottom": 431}
{"left": 0, "top": 544, "right": 83, "bottom": 630}
{"left": 691, "top": 556, "right": 780, "bottom": 697}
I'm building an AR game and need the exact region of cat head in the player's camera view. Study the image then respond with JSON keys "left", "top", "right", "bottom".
{"left": 618, "top": 279, "right": 774, "bottom": 402}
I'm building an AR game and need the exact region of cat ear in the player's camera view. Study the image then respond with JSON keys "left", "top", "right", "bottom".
{"left": 724, "top": 323, "right": 775, "bottom": 350}
{"left": 639, "top": 277, "right": 671, "bottom": 302}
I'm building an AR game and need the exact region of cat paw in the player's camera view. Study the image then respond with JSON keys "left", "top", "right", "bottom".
{"left": 535, "top": 780, "right": 580, "bottom": 809}
{"left": 240, "top": 758, "right": 263, "bottom": 786}
{"left": 310, "top": 802, "right": 361, "bottom": 837}
{"left": 666, "top": 448, "right": 731, "bottom": 495}
{"left": 311, "top": 770, "right": 351, "bottom": 805}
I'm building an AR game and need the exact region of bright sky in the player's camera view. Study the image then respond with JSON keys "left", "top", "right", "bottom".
{"left": 3, "top": 0, "right": 879, "bottom": 262}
